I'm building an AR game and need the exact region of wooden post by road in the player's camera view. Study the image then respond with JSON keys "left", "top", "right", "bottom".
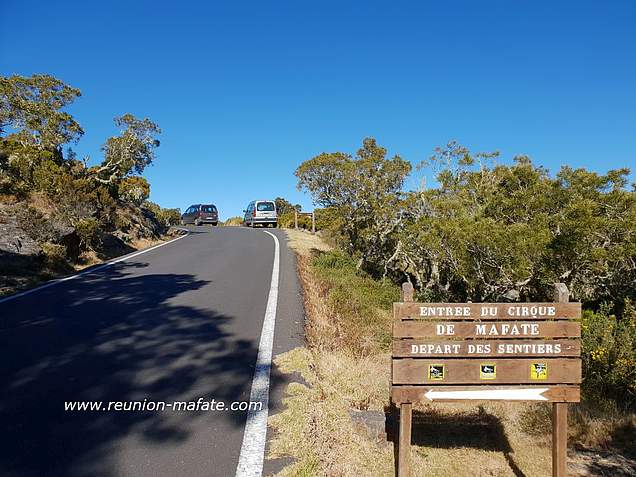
{"left": 294, "top": 210, "right": 298, "bottom": 229}
{"left": 553, "top": 282, "right": 569, "bottom": 477}
{"left": 311, "top": 212, "right": 316, "bottom": 234}
{"left": 397, "top": 282, "right": 414, "bottom": 477}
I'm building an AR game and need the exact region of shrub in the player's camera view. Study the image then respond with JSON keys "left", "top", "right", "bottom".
{"left": 278, "top": 211, "right": 294, "bottom": 228}
{"left": 31, "top": 159, "right": 65, "bottom": 194}
{"left": 118, "top": 176, "right": 150, "bottom": 205}
{"left": 16, "top": 206, "right": 56, "bottom": 243}
{"left": 279, "top": 211, "right": 313, "bottom": 230}
{"left": 314, "top": 207, "right": 340, "bottom": 231}
{"left": 75, "top": 217, "right": 100, "bottom": 250}
{"left": 223, "top": 216, "right": 243, "bottom": 226}
{"left": 143, "top": 201, "right": 181, "bottom": 228}
{"left": 40, "top": 242, "right": 68, "bottom": 269}
{"left": 581, "top": 305, "right": 636, "bottom": 408}
{"left": 156, "top": 207, "right": 181, "bottom": 227}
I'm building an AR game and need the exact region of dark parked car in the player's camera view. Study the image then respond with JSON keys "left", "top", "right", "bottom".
{"left": 181, "top": 204, "right": 219, "bottom": 226}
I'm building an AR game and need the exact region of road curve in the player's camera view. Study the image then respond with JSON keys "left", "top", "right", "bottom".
{"left": 0, "top": 226, "right": 304, "bottom": 477}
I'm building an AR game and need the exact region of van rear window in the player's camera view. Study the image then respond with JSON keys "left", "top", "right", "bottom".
{"left": 256, "top": 202, "right": 275, "bottom": 211}
{"left": 202, "top": 205, "right": 216, "bottom": 213}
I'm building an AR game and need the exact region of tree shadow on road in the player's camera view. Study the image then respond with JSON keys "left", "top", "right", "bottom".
{"left": 0, "top": 261, "right": 284, "bottom": 477}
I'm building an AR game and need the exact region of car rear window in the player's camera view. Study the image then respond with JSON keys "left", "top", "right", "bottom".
{"left": 202, "top": 205, "right": 216, "bottom": 213}
{"left": 256, "top": 202, "right": 275, "bottom": 211}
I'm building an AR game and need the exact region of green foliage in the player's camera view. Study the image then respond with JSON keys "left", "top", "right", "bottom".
{"left": 31, "top": 159, "right": 66, "bottom": 194}
{"left": 400, "top": 146, "right": 636, "bottom": 307}
{"left": 144, "top": 201, "right": 181, "bottom": 228}
{"left": 277, "top": 211, "right": 295, "bottom": 228}
{"left": 118, "top": 176, "right": 150, "bottom": 205}
{"left": 157, "top": 208, "right": 181, "bottom": 227}
{"left": 312, "top": 250, "right": 400, "bottom": 354}
{"left": 0, "top": 73, "right": 172, "bottom": 266}
{"left": 75, "top": 217, "right": 100, "bottom": 250}
{"left": 16, "top": 206, "right": 56, "bottom": 243}
{"left": 273, "top": 197, "right": 319, "bottom": 230}
{"left": 298, "top": 138, "right": 636, "bottom": 310}
{"left": 581, "top": 305, "right": 636, "bottom": 407}
{"left": 278, "top": 211, "right": 313, "bottom": 230}
{"left": 0, "top": 74, "right": 83, "bottom": 149}
{"left": 94, "top": 114, "right": 161, "bottom": 184}
{"left": 314, "top": 207, "right": 341, "bottom": 231}
{"left": 296, "top": 138, "right": 411, "bottom": 275}
{"left": 54, "top": 176, "right": 117, "bottom": 230}
{"left": 40, "top": 242, "right": 68, "bottom": 270}
{"left": 275, "top": 197, "right": 301, "bottom": 215}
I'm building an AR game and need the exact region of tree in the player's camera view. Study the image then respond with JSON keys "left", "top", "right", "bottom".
{"left": 296, "top": 137, "right": 411, "bottom": 273}
{"left": 297, "top": 138, "right": 636, "bottom": 310}
{"left": 393, "top": 142, "right": 636, "bottom": 307}
{"left": 94, "top": 114, "right": 160, "bottom": 184}
{"left": 0, "top": 74, "right": 83, "bottom": 150}
{"left": 275, "top": 197, "right": 301, "bottom": 215}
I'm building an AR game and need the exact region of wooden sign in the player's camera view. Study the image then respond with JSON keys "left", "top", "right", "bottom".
{"left": 391, "top": 283, "right": 581, "bottom": 477}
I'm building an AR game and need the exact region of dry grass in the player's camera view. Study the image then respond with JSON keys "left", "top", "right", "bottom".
{"left": 272, "top": 230, "right": 636, "bottom": 477}
{"left": 268, "top": 347, "right": 557, "bottom": 476}
{"left": 27, "top": 191, "right": 57, "bottom": 216}
{"left": 130, "top": 237, "right": 164, "bottom": 251}
{"left": 283, "top": 229, "right": 333, "bottom": 257}
{"left": 223, "top": 216, "right": 243, "bottom": 226}
{"left": 268, "top": 348, "right": 395, "bottom": 477}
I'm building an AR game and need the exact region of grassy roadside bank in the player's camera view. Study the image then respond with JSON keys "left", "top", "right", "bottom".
{"left": 268, "top": 229, "right": 636, "bottom": 477}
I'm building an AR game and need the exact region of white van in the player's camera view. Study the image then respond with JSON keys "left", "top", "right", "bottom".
{"left": 243, "top": 200, "right": 278, "bottom": 228}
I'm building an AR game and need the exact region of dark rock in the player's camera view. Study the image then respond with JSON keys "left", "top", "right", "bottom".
{"left": 58, "top": 230, "right": 80, "bottom": 262}
{"left": 97, "top": 232, "right": 135, "bottom": 260}
{"left": 349, "top": 409, "right": 388, "bottom": 445}
{"left": 570, "top": 448, "right": 636, "bottom": 477}
{"left": 0, "top": 207, "right": 41, "bottom": 256}
{"left": 166, "top": 226, "right": 188, "bottom": 236}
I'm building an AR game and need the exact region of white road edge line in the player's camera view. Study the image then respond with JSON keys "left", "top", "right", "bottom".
{"left": 235, "top": 230, "right": 280, "bottom": 477}
{"left": 0, "top": 231, "right": 190, "bottom": 305}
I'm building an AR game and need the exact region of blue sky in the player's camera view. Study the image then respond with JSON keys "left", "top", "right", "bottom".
{"left": 2, "top": 1, "right": 635, "bottom": 218}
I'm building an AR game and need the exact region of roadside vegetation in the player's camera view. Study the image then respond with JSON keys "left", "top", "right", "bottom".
{"left": 269, "top": 138, "right": 636, "bottom": 476}
{"left": 0, "top": 74, "right": 181, "bottom": 296}
{"left": 223, "top": 216, "right": 243, "bottom": 226}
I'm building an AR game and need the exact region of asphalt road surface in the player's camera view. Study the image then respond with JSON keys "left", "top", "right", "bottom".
{"left": 0, "top": 226, "right": 304, "bottom": 477}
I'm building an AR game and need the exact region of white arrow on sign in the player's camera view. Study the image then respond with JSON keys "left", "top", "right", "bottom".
{"left": 424, "top": 388, "right": 550, "bottom": 401}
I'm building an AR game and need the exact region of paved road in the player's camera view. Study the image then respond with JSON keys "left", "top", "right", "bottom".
{"left": 0, "top": 226, "right": 304, "bottom": 477}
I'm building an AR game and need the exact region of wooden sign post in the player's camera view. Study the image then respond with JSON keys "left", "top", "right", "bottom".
{"left": 294, "top": 211, "right": 316, "bottom": 234}
{"left": 391, "top": 283, "right": 581, "bottom": 477}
